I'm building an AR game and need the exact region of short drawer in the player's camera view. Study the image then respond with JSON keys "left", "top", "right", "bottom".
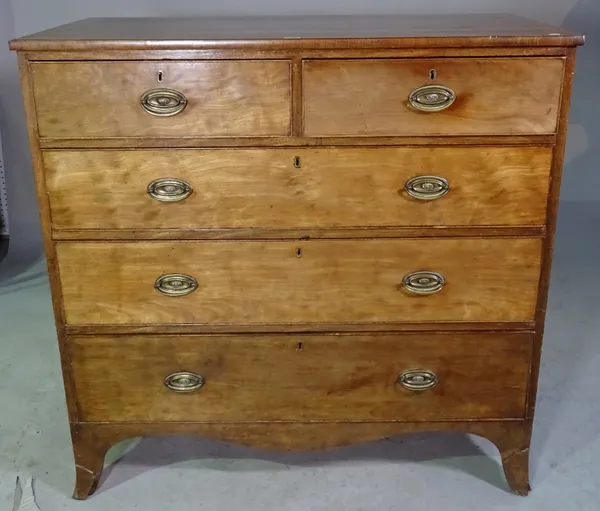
{"left": 303, "top": 58, "right": 564, "bottom": 136}
{"left": 44, "top": 146, "right": 552, "bottom": 230}
{"left": 31, "top": 61, "right": 291, "bottom": 138}
{"left": 56, "top": 238, "right": 542, "bottom": 326}
{"left": 70, "top": 332, "right": 533, "bottom": 422}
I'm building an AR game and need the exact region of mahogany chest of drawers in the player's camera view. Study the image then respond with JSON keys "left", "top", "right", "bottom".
{"left": 10, "top": 15, "right": 584, "bottom": 499}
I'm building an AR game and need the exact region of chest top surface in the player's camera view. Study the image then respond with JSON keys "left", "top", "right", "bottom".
{"left": 9, "top": 14, "right": 584, "bottom": 51}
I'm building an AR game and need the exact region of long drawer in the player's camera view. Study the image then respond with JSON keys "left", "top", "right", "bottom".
{"left": 30, "top": 61, "right": 291, "bottom": 138}
{"left": 44, "top": 147, "right": 552, "bottom": 230}
{"left": 55, "top": 238, "right": 542, "bottom": 326}
{"left": 303, "top": 58, "right": 564, "bottom": 136}
{"left": 70, "top": 332, "right": 533, "bottom": 422}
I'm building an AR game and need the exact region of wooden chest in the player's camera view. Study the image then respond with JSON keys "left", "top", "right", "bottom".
{"left": 10, "top": 15, "right": 584, "bottom": 499}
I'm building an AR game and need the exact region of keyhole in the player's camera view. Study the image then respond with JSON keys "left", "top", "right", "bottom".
{"left": 296, "top": 342, "right": 304, "bottom": 351}
{"left": 158, "top": 71, "right": 164, "bottom": 83}
{"left": 294, "top": 156, "right": 301, "bottom": 168}
{"left": 296, "top": 248, "right": 303, "bottom": 258}
{"left": 429, "top": 69, "right": 437, "bottom": 81}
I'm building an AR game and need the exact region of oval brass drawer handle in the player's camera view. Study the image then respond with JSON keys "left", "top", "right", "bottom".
{"left": 402, "top": 271, "right": 446, "bottom": 295}
{"left": 405, "top": 176, "right": 450, "bottom": 201}
{"left": 155, "top": 274, "right": 198, "bottom": 297}
{"left": 408, "top": 85, "right": 456, "bottom": 112}
{"left": 398, "top": 370, "right": 438, "bottom": 391}
{"left": 141, "top": 88, "right": 187, "bottom": 116}
{"left": 165, "top": 372, "right": 205, "bottom": 393}
{"left": 148, "top": 178, "right": 193, "bottom": 202}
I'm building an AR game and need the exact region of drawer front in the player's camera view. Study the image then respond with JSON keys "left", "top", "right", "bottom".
{"left": 70, "top": 332, "right": 532, "bottom": 422}
{"left": 56, "top": 239, "right": 542, "bottom": 325}
{"left": 45, "top": 147, "right": 552, "bottom": 230}
{"left": 31, "top": 61, "right": 291, "bottom": 138}
{"left": 303, "top": 58, "right": 564, "bottom": 136}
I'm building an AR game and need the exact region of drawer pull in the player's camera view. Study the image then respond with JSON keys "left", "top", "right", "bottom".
{"left": 398, "top": 370, "right": 438, "bottom": 391}
{"left": 402, "top": 271, "right": 446, "bottom": 295}
{"left": 404, "top": 176, "right": 450, "bottom": 200}
{"left": 165, "top": 372, "right": 205, "bottom": 393}
{"left": 155, "top": 274, "right": 198, "bottom": 296}
{"left": 408, "top": 85, "right": 456, "bottom": 112}
{"left": 141, "top": 88, "right": 187, "bottom": 117}
{"left": 147, "top": 178, "right": 193, "bottom": 202}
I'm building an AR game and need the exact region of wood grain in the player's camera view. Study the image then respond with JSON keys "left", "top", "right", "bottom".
{"left": 9, "top": 14, "right": 584, "bottom": 51}
{"left": 65, "top": 323, "right": 536, "bottom": 336}
{"left": 44, "top": 147, "right": 552, "bottom": 230}
{"left": 51, "top": 226, "right": 546, "bottom": 242}
{"left": 291, "top": 57, "right": 303, "bottom": 136}
{"left": 31, "top": 61, "right": 291, "bottom": 138}
{"left": 69, "top": 332, "right": 532, "bottom": 422}
{"left": 304, "top": 58, "right": 564, "bottom": 136}
{"left": 56, "top": 238, "right": 542, "bottom": 326}
{"left": 38, "top": 134, "right": 557, "bottom": 149}
{"left": 19, "top": 47, "right": 571, "bottom": 63}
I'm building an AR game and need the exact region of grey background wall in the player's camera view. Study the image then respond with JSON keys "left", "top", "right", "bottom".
{"left": 1, "top": 0, "right": 41, "bottom": 272}
{"left": 0, "top": 0, "right": 597, "bottom": 271}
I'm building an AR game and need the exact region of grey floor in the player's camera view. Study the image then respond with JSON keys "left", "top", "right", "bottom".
{"left": 1, "top": 201, "right": 599, "bottom": 510}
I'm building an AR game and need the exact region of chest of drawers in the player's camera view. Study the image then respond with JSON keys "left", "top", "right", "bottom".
{"left": 10, "top": 15, "right": 583, "bottom": 499}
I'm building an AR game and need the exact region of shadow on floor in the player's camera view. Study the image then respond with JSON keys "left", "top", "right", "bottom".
{"left": 98, "top": 431, "right": 509, "bottom": 496}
